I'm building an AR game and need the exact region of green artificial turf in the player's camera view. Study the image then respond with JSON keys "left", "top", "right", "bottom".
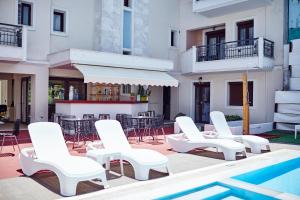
{"left": 266, "top": 130, "right": 300, "bottom": 145}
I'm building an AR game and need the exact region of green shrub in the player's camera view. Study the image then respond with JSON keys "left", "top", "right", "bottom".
{"left": 225, "top": 115, "right": 242, "bottom": 121}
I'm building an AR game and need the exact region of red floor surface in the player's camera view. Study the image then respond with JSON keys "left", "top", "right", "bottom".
{"left": 0, "top": 128, "right": 175, "bottom": 179}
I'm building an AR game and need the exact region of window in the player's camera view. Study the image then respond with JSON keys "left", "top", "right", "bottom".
{"left": 237, "top": 20, "right": 254, "bottom": 46}
{"left": 228, "top": 81, "right": 253, "bottom": 106}
{"left": 124, "top": 0, "right": 132, "bottom": 8}
{"left": 122, "top": 84, "right": 131, "bottom": 94}
{"left": 53, "top": 11, "right": 65, "bottom": 32}
{"left": 19, "top": 2, "right": 32, "bottom": 26}
{"left": 123, "top": 10, "right": 132, "bottom": 50}
{"left": 170, "top": 30, "right": 178, "bottom": 47}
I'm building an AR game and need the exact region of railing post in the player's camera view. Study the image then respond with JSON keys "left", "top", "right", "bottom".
{"left": 258, "top": 37, "right": 264, "bottom": 69}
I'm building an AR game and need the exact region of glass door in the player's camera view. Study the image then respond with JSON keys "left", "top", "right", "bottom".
{"left": 206, "top": 30, "right": 225, "bottom": 60}
{"left": 194, "top": 82, "right": 210, "bottom": 123}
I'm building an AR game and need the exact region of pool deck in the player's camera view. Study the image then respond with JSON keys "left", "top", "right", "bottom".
{"left": 0, "top": 141, "right": 300, "bottom": 200}
{"left": 67, "top": 148, "right": 300, "bottom": 200}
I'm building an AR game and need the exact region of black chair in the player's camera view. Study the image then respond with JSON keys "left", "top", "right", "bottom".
{"left": 0, "top": 119, "right": 21, "bottom": 153}
{"left": 151, "top": 115, "right": 166, "bottom": 141}
{"left": 60, "top": 115, "right": 76, "bottom": 140}
{"left": 123, "top": 115, "right": 138, "bottom": 140}
{"left": 83, "top": 114, "right": 95, "bottom": 119}
{"left": 98, "top": 114, "right": 110, "bottom": 120}
{"left": 73, "top": 119, "right": 93, "bottom": 148}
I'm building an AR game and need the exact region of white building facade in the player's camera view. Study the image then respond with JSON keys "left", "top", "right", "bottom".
{"left": 0, "top": 0, "right": 287, "bottom": 125}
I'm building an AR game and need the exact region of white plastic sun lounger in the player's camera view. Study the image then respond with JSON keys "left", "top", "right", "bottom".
{"left": 210, "top": 111, "right": 270, "bottom": 154}
{"left": 167, "top": 116, "right": 246, "bottom": 161}
{"left": 93, "top": 120, "right": 170, "bottom": 181}
{"left": 19, "top": 122, "right": 108, "bottom": 196}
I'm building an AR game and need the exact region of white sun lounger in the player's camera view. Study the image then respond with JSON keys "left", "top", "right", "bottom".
{"left": 167, "top": 116, "right": 246, "bottom": 161}
{"left": 210, "top": 111, "right": 270, "bottom": 154}
{"left": 93, "top": 120, "right": 170, "bottom": 181}
{"left": 19, "top": 122, "right": 108, "bottom": 196}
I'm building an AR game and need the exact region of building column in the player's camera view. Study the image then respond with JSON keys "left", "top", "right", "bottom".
{"left": 30, "top": 69, "right": 49, "bottom": 122}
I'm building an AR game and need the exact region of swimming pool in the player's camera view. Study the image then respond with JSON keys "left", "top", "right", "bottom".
{"left": 233, "top": 157, "right": 300, "bottom": 196}
{"left": 155, "top": 182, "right": 277, "bottom": 200}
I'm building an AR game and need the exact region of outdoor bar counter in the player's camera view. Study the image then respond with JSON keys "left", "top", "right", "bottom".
{"left": 55, "top": 100, "right": 148, "bottom": 119}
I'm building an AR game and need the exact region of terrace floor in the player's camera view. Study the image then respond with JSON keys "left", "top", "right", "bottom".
{"left": 0, "top": 130, "right": 300, "bottom": 200}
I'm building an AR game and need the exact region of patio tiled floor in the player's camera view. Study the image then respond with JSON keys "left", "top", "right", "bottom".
{"left": 0, "top": 132, "right": 300, "bottom": 200}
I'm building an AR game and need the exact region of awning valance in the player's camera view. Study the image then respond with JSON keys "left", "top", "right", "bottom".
{"left": 74, "top": 64, "right": 178, "bottom": 87}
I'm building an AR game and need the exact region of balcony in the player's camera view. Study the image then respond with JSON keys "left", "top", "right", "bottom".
{"left": 193, "top": 0, "right": 272, "bottom": 16}
{"left": 181, "top": 37, "right": 274, "bottom": 74}
{"left": 0, "top": 23, "right": 27, "bottom": 61}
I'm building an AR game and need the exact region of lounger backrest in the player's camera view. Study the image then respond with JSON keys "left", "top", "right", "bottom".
{"left": 28, "top": 122, "right": 70, "bottom": 160}
{"left": 95, "top": 120, "right": 131, "bottom": 151}
{"left": 210, "top": 111, "right": 233, "bottom": 136}
{"left": 176, "top": 116, "right": 205, "bottom": 141}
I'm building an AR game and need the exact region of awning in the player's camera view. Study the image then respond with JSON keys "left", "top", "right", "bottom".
{"left": 74, "top": 64, "right": 178, "bottom": 87}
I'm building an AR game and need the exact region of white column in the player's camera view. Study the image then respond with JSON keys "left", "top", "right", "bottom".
{"left": 30, "top": 69, "right": 49, "bottom": 122}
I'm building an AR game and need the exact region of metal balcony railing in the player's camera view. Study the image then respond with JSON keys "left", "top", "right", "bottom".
{"left": 196, "top": 38, "right": 274, "bottom": 62}
{"left": 0, "top": 23, "right": 23, "bottom": 47}
{"left": 263, "top": 38, "right": 274, "bottom": 58}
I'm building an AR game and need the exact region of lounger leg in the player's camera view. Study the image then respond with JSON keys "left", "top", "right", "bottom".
{"left": 134, "top": 165, "right": 150, "bottom": 180}
{"left": 166, "top": 164, "right": 172, "bottom": 176}
{"left": 251, "top": 145, "right": 262, "bottom": 154}
{"left": 59, "top": 178, "right": 78, "bottom": 196}
{"left": 223, "top": 150, "right": 237, "bottom": 161}
{"left": 120, "top": 159, "right": 124, "bottom": 176}
{"left": 98, "top": 173, "right": 109, "bottom": 189}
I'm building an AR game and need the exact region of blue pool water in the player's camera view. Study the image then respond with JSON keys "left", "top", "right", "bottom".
{"left": 233, "top": 157, "right": 300, "bottom": 196}
{"left": 155, "top": 182, "right": 277, "bottom": 200}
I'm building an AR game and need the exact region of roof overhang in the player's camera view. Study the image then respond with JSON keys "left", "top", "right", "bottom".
{"left": 48, "top": 48, "right": 173, "bottom": 72}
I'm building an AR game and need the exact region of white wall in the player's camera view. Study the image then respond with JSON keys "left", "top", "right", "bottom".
{"left": 148, "top": 86, "right": 163, "bottom": 115}
{"left": 0, "top": 0, "right": 17, "bottom": 24}
{"left": 50, "top": 0, "right": 95, "bottom": 53}
{"left": 148, "top": 0, "right": 180, "bottom": 61}
{"left": 0, "top": 80, "right": 8, "bottom": 104}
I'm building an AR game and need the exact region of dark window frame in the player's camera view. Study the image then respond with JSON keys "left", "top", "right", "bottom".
{"left": 20, "top": 2, "right": 32, "bottom": 26}
{"left": 237, "top": 20, "right": 254, "bottom": 46}
{"left": 53, "top": 10, "right": 65, "bottom": 32}
{"left": 124, "top": 0, "right": 131, "bottom": 8}
{"left": 228, "top": 81, "right": 253, "bottom": 107}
